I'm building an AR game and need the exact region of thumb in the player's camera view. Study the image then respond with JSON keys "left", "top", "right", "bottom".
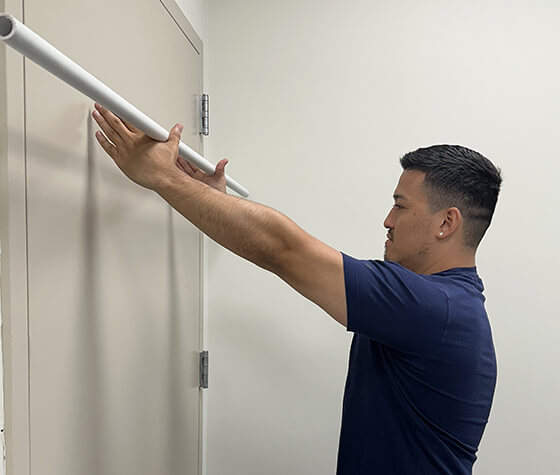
{"left": 214, "top": 158, "right": 229, "bottom": 176}
{"left": 168, "top": 123, "right": 183, "bottom": 147}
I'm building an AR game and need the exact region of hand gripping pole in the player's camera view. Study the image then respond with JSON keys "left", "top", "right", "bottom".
{"left": 0, "top": 14, "right": 249, "bottom": 197}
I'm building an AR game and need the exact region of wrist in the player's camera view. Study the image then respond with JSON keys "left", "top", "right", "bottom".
{"left": 153, "top": 168, "right": 205, "bottom": 199}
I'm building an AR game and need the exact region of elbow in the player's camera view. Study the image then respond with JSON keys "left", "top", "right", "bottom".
{"left": 265, "top": 228, "right": 307, "bottom": 281}
{"left": 260, "top": 238, "right": 291, "bottom": 276}
{"left": 242, "top": 209, "right": 305, "bottom": 279}
{"left": 261, "top": 223, "right": 301, "bottom": 278}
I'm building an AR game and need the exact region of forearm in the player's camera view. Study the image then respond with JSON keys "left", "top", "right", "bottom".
{"left": 91, "top": 104, "right": 347, "bottom": 325}
{"left": 156, "top": 169, "right": 302, "bottom": 274}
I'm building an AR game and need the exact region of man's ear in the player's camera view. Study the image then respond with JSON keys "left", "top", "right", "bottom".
{"left": 438, "top": 207, "right": 462, "bottom": 239}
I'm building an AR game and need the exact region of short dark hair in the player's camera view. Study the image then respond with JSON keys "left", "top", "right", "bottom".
{"left": 400, "top": 144, "right": 502, "bottom": 248}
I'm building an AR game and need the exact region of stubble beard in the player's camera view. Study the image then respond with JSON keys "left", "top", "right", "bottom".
{"left": 384, "top": 243, "right": 393, "bottom": 262}
{"left": 418, "top": 240, "right": 432, "bottom": 258}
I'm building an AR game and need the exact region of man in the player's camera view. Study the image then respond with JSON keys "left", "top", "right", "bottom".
{"left": 92, "top": 103, "right": 501, "bottom": 474}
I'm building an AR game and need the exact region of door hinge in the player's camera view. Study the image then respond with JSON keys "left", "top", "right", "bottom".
{"left": 200, "top": 94, "right": 209, "bottom": 136}
{"left": 199, "top": 351, "right": 209, "bottom": 389}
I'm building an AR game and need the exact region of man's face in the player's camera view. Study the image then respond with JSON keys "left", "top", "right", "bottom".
{"left": 383, "top": 170, "right": 440, "bottom": 273}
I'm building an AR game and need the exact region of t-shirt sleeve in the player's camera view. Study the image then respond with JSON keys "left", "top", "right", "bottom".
{"left": 342, "top": 253, "right": 449, "bottom": 355}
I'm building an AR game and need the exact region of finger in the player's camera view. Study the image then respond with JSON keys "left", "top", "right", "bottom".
{"left": 95, "top": 130, "right": 117, "bottom": 158}
{"left": 176, "top": 157, "right": 195, "bottom": 176}
{"left": 94, "top": 103, "right": 131, "bottom": 141}
{"left": 181, "top": 159, "right": 200, "bottom": 175}
{"left": 92, "top": 110, "right": 123, "bottom": 147}
{"left": 121, "top": 118, "right": 141, "bottom": 134}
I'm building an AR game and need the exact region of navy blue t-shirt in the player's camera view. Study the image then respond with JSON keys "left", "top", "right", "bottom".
{"left": 337, "top": 254, "right": 497, "bottom": 475}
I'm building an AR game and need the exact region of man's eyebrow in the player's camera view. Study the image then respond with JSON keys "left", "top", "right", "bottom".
{"left": 393, "top": 194, "right": 408, "bottom": 201}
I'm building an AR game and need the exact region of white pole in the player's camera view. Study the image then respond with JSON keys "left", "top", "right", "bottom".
{"left": 0, "top": 14, "right": 249, "bottom": 197}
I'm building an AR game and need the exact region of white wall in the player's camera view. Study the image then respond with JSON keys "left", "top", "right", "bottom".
{"left": 0, "top": 248, "right": 5, "bottom": 474}
{"left": 206, "top": 1, "right": 560, "bottom": 474}
{"left": 174, "top": 0, "right": 207, "bottom": 46}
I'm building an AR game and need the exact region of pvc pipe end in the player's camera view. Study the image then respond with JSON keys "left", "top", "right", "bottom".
{"left": 0, "top": 14, "right": 16, "bottom": 40}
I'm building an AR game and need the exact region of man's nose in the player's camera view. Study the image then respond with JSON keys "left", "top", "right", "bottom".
{"left": 383, "top": 208, "right": 394, "bottom": 229}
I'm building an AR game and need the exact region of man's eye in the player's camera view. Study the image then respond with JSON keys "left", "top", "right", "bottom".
{"left": 393, "top": 204, "right": 403, "bottom": 209}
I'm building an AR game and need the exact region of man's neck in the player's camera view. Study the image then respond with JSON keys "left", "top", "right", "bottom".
{"left": 419, "top": 254, "right": 476, "bottom": 275}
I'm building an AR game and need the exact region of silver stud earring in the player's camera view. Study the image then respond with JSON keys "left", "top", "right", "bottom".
{"left": 439, "top": 232, "right": 444, "bottom": 236}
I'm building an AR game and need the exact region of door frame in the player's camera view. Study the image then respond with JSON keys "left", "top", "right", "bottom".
{"left": 0, "top": 1, "right": 207, "bottom": 473}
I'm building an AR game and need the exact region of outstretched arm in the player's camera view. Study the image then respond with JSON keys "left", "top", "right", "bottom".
{"left": 92, "top": 103, "right": 347, "bottom": 326}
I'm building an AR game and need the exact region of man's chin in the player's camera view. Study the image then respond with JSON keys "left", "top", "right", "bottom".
{"left": 384, "top": 247, "right": 398, "bottom": 263}
{"left": 383, "top": 249, "right": 392, "bottom": 261}
{"left": 384, "top": 241, "right": 394, "bottom": 261}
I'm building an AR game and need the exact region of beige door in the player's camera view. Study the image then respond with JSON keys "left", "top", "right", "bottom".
{"left": 3, "top": 1, "right": 203, "bottom": 474}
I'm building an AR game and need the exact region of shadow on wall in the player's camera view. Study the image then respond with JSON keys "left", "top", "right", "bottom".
{"left": 69, "top": 110, "right": 103, "bottom": 474}
{"left": 5, "top": 108, "right": 193, "bottom": 474}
